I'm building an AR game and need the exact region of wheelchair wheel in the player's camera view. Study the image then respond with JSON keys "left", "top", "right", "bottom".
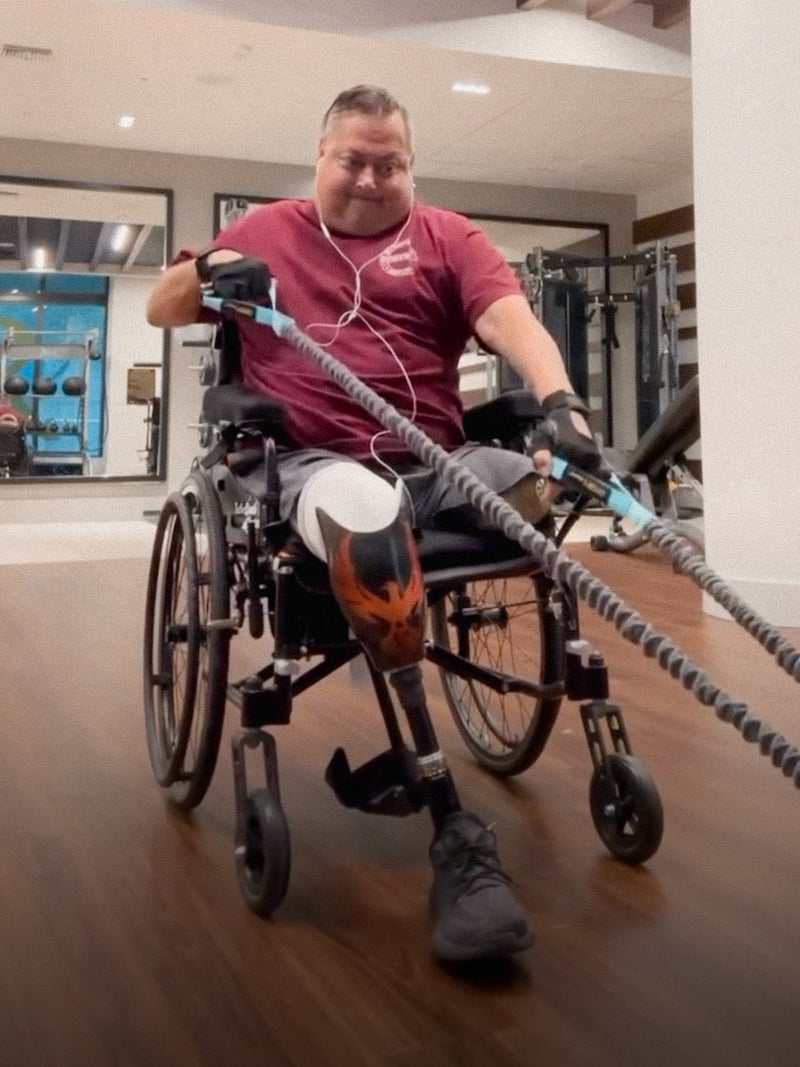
{"left": 235, "top": 789, "right": 291, "bottom": 916}
{"left": 429, "top": 571, "right": 564, "bottom": 776}
{"left": 589, "top": 753, "right": 664, "bottom": 865}
{"left": 143, "top": 471, "right": 230, "bottom": 810}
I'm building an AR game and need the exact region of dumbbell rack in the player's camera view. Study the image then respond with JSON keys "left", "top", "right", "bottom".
{"left": 1, "top": 328, "right": 99, "bottom": 475}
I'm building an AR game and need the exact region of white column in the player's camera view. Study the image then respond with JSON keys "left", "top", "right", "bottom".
{"left": 691, "top": 0, "right": 800, "bottom": 624}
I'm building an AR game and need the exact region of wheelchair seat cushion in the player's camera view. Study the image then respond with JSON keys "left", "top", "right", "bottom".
{"left": 416, "top": 526, "right": 530, "bottom": 574}
{"left": 202, "top": 383, "right": 287, "bottom": 435}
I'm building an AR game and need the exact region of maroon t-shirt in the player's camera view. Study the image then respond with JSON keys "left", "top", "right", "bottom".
{"left": 191, "top": 198, "right": 523, "bottom": 463}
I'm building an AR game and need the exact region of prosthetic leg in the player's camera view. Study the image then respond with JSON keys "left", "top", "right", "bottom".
{"left": 301, "top": 462, "right": 533, "bottom": 961}
{"left": 304, "top": 463, "right": 461, "bottom": 826}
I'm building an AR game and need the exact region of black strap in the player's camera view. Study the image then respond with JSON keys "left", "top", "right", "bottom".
{"left": 541, "top": 389, "right": 591, "bottom": 418}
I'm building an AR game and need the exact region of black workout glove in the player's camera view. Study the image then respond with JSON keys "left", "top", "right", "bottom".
{"left": 538, "top": 390, "right": 601, "bottom": 472}
{"left": 196, "top": 250, "right": 272, "bottom": 303}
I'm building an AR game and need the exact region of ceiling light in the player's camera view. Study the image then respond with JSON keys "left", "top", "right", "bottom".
{"left": 451, "top": 81, "right": 491, "bottom": 95}
{"left": 118, "top": 115, "right": 135, "bottom": 128}
{"left": 111, "top": 225, "right": 129, "bottom": 252}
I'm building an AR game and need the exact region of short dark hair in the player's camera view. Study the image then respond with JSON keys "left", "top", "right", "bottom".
{"left": 321, "top": 85, "right": 412, "bottom": 148}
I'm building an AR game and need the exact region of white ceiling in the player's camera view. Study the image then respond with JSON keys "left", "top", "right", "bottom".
{"left": 0, "top": 0, "right": 693, "bottom": 197}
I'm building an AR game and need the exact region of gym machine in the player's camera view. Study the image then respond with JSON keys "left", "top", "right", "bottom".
{"left": 513, "top": 242, "right": 699, "bottom": 550}
{"left": 0, "top": 327, "right": 100, "bottom": 475}
{"left": 523, "top": 241, "right": 681, "bottom": 445}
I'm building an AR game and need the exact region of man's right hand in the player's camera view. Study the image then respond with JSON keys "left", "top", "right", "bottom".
{"left": 195, "top": 249, "right": 272, "bottom": 303}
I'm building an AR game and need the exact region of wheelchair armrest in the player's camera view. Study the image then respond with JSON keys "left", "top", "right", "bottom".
{"left": 463, "top": 389, "right": 544, "bottom": 444}
{"left": 201, "top": 382, "right": 287, "bottom": 438}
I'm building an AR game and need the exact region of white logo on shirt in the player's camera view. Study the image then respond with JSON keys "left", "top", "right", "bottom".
{"left": 380, "top": 238, "right": 418, "bottom": 277}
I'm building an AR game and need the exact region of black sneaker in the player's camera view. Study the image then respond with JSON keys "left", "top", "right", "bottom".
{"left": 429, "top": 811, "right": 533, "bottom": 962}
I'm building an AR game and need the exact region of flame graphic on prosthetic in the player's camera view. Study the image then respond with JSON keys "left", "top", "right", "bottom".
{"left": 319, "top": 512, "right": 426, "bottom": 672}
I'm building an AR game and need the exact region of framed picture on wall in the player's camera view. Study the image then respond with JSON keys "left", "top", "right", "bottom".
{"left": 213, "top": 194, "right": 276, "bottom": 236}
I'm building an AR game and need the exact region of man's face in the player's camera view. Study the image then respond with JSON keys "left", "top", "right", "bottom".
{"left": 315, "top": 110, "right": 414, "bottom": 237}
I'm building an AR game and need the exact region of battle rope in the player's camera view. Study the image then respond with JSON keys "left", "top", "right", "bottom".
{"left": 205, "top": 297, "right": 800, "bottom": 788}
{"left": 551, "top": 456, "right": 800, "bottom": 687}
{"left": 649, "top": 523, "right": 800, "bottom": 679}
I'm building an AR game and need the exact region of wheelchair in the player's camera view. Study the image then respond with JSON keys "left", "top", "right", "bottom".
{"left": 143, "top": 319, "right": 664, "bottom": 918}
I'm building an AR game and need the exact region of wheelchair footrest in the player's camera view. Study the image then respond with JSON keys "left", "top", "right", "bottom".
{"left": 324, "top": 746, "right": 425, "bottom": 817}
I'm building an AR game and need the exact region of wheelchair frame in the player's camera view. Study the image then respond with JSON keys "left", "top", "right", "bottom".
{"left": 143, "top": 333, "right": 664, "bottom": 917}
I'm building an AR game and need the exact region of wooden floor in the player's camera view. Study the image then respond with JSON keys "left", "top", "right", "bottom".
{"left": 2, "top": 538, "right": 800, "bottom": 1066}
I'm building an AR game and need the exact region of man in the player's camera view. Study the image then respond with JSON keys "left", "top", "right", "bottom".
{"left": 148, "top": 85, "right": 599, "bottom": 964}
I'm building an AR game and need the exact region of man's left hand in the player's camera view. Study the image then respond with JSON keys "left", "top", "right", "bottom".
{"left": 531, "top": 390, "right": 601, "bottom": 476}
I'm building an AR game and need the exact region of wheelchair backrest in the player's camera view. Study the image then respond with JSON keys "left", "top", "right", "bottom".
{"left": 213, "top": 318, "right": 243, "bottom": 386}
{"left": 201, "top": 318, "right": 288, "bottom": 439}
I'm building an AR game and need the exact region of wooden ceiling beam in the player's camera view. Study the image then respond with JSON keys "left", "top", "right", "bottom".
{"left": 586, "top": 0, "right": 637, "bottom": 20}
{"left": 124, "top": 225, "right": 152, "bottom": 274}
{"left": 652, "top": 0, "right": 690, "bottom": 29}
{"left": 17, "top": 217, "right": 29, "bottom": 271}
{"left": 55, "top": 219, "right": 70, "bottom": 271}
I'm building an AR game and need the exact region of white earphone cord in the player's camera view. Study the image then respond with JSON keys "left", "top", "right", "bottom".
{"left": 307, "top": 198, "right": 419, "bottom": 508}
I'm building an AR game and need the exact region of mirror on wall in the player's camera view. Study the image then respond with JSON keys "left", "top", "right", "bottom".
{"left": 0, "top": 177, "right": 172, "bottom": 481}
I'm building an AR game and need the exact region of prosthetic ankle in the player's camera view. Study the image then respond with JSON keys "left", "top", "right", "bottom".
{"left": 296, "top": 463, "right": 426, "bottom": 672}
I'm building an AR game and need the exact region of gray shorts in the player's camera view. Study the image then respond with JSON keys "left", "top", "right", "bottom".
{"left": 274, "top": 445, "right": 536, "bottom": 531}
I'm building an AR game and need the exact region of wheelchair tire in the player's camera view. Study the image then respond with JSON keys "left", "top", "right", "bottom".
{"left": 143, "top": 471, "right": 230, "bottom": 810}
{"left": 235, "top": 788, "right": 291, "bottom": 916}
{"left": 589, "top": 753, "right": 664, "bottom": 865}
{"left": 429, "top": 571, "right": 564, "bottom": 776}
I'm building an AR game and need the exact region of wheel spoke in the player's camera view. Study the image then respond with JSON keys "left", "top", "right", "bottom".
{"left": 430, "top": 571, "right": 563, "bottom": 776}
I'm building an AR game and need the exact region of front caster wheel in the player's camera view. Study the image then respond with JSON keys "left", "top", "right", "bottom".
{"left": 235, "top": 789, "right": 291, "bottom": 916}
{"left": 589, "top": 753, "right": 663, "bottom": 865}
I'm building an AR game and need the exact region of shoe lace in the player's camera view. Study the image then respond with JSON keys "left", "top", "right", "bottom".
{"left": 442, "top": 830, "right": 511, "bottom": 897}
